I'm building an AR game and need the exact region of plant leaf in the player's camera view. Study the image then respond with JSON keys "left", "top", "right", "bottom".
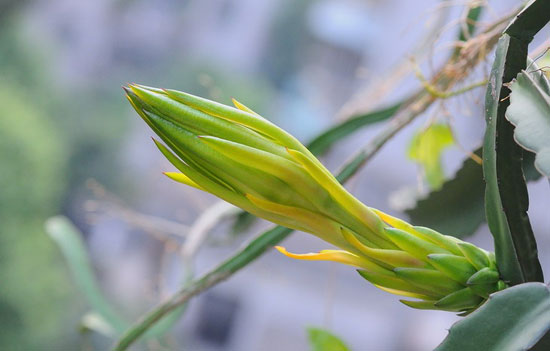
{"left": 307, "top": 327, "right": 351, "bottom": 351}
{"left": 436, "top": 282, "right": 550, "bottom": 351}
{"left": 407, "top": 123, "right": 455, "bottom": 189}
{"left": 483, "top": 32, "right": 543, "bottom": 285}
{"left": 506, "top": 70, "right": 550, "bottom": 177}
{"left": 45, "top": 216, "right": 128, "bottom": 334}
{"left": 482, "top": 0, "right": 550, "bottom": 284}
{"left": 46, "top": 216, "right": 185, "bottom": 340}
{"left": 405, "top": 149, "right": 484, "bottom": 238}
{"left": 307, "top": 101, "right": 404, "bottom": 155}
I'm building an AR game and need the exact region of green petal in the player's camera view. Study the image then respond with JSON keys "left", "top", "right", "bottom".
{"left": 457, "top": 242, "right": 491, "bottom": 270}
{"left": 411, "top": 226, "right": 463, "bottom": 256}
{"left": 434, "top": 287, "right": 483, "bottom": 311}
{"left": 245, "top": 194, "right": 351, "bottom": 250}
{"left": 467, "top": 267, "right": 500, "bottom": 285}
{"left": 342, "top": 227, "right": 426, "bottom": 269}
{"left": 384, "top": 228, "right": 450, "bottom": 261}
{"left": 152, "top": 140, "right": 247, "bottom": 206}
{"left": 287, "top": 148, "right": 386, "bottom": 239}
{"left": 427, "top": 254, "right": 477, "bottom": 285}
{"left": 399, "top": 300, "right": 441, "bottom": 310}
{"left": 394, "top": 268, "right": 463, "bottom": 296}
{"left": 130, "top": 85, "right": 289, "bottom": 158}
{"left": 152, "top": 138, "right": 236, "bottom": 192}
{"left": 163, "top": 172, "right": 205, "bottom": 191}
{"left": 468, "top": 282, "right": 499, "bottom": 299}
{"left": 163, "top": 88, "right": 303, "bottom": 150}
{"left": 357, "top": 270, "right": 439, "bottom": 298}
{"left": 147, "top": 111, "right": 307, "bottom": 206}
{"left": 375, "top": 286, "right": 434, "bottom": 300}
{"left": 198, "top": 136, "right": 327, "bottom": 212}
{"left": 232, "top": 98, "right": 261, "bottom": 116}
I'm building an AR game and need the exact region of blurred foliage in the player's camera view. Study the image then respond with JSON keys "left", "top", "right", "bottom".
{"left": 506, "top": 69, "right": 550, "bottom": 177}
{"left": 0, "top": 9, "right": 131, "bottom": 349}
{"left": 0, "top": 80, "right": 79, "bottom": 350}
{"left": 406, "top": 149, "right": 485, "bottom": 238}
{"left": 307, "top": 327, "right": 351, "bottom": 351}
{"left": 160, "top": 58, "right": 275, "bottom": 115}
{"left": 0, "top": 13, "right": 134, "bottom": 220}
{"left": 264, "top": 0, "right": 314, "bottom": 87}
{"left": 0, "top": 0, "right": 28, "bottom": 25}
{"left": 407, "top": 123, "right": 455, "bottom": 189}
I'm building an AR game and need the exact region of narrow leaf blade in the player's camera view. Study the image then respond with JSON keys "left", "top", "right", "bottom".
{"left": 45, "top": 216, "right": 128, "bottom": 334}
{"left": 307, "top": 102, "right": 403, "bottom": 155}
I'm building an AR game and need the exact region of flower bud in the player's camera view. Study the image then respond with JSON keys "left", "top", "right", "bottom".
{"left": 125, "top": 84, "right": 506, "bottom": 314}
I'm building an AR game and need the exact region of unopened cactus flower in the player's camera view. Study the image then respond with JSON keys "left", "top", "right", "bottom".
{"left": 125, "top": 84, "right": 506, "bottom": 314}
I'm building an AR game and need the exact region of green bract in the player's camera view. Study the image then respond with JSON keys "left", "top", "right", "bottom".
{"left": 125, "top": 84, "right": 505, "bottom": 314}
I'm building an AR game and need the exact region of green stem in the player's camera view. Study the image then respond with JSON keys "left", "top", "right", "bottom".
{"left": 113, "top": 226, "right": 292, "bottom": 350}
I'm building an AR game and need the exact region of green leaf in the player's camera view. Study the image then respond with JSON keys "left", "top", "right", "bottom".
{"left": 483, "top": 32, "right": 543, "bottom": 285}
{"left": 405, "top": 149, "right": 484, "bottom": 238}
{"left": 451, "top": 3, "right": 483, "bottom": 58}
{"left": 506, "top": 70, "right": 550, "bottom": 177}
{"left": 307, "top": 101, "right": 404, "bottom": 155}
{"left": 45, "top": 216, "right": 128, "bottom": 334}
{"left": 405, "top": 144, "right": 541, "bottom": 239}
{"left": 46, "top": 216, "right": 188, "bottom": 340}
{"left": 436, "top": 282, "right": 550, "bottom": 351}
{"left": 457, "top": 4, "right": 483, "bottom": 42}
{"left": 407, "top": 123, "right": 455, "bottom": 189}
{"left": 230, "top": 211, "right": 257, "bottom": 236}
{"left": 307, "top": 327, "right": 351, "bottom": 351}
{"left": 482, "top": 0, "right": 550, "bottom": 285}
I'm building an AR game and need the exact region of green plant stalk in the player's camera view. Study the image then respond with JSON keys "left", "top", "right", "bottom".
{"left": 113, "top": 226, "right": 292, "bottom": 351}
{"left": 482, "top": 0, "right": 549, "bottom": 285}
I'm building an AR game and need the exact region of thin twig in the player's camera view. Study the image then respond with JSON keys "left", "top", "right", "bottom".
{"left": 180, "top": 201, "right": 240, "bottom": 263}
{"left": 413, "top": 59, "right": 488, "bottom": 98}
{"left": 85, "top": 179, "right": 190, "bottom": 240}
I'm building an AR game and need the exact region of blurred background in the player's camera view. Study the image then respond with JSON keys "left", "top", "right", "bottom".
{"left": 1, "top": 0, "right": 549, "bottom": 350}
